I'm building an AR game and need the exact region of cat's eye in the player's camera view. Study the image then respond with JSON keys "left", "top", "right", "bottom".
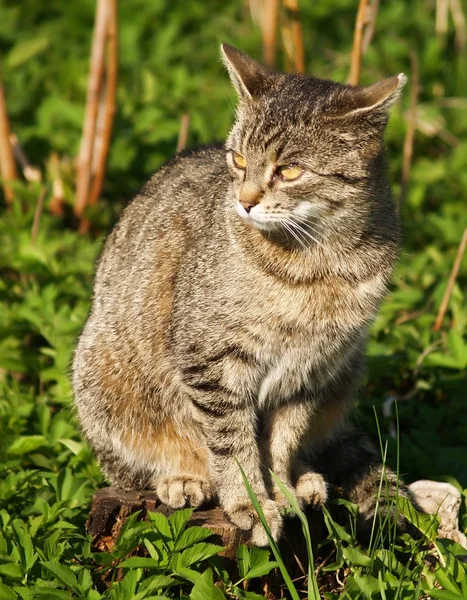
{"left": 232, "top": 151, "right": 247, "bottom": 170}
{"left": 277, "top": 164, "right": 304, "bottom": 181}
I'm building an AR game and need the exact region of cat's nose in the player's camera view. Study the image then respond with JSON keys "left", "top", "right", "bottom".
{"left": 239, "top": 183, "right": 263, "bottom": 213}
{"left": 240, "top": 201, "right": 256, "bottom": 213}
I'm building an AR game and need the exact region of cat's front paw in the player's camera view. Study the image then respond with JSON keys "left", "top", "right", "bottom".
{"left": 156, "top": 476, "right": 214, "bottom": 509}
{"left": 224, "top": 498, "right": 282, "bottom": 546}
{"left": 295, "top": 472, "right": 328, "bottom": 507}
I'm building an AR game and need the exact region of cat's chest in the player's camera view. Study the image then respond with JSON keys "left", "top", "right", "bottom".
{"left": 224, "top": 276, "right": 377, "bottom": 405}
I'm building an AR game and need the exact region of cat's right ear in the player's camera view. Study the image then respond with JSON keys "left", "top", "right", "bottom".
{"left": 221, "top": 44, "right": 270, "bottom": 101}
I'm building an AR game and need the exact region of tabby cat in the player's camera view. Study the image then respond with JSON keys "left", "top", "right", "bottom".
{"left": 73, "top": 44, "right": 406, "bottom": 546}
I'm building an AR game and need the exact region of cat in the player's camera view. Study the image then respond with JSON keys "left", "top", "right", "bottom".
{"left": 73, "top": 44, "right": 406, "bottom": 546}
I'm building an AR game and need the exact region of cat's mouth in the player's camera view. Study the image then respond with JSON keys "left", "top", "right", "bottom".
{"left": 235, "top": 201, "right": 280, "bottom": 231}
{"left": 235, "top": 201, "right": 325, "bottom": 248}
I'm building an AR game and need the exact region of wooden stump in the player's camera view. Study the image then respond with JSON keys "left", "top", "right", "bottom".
{"left": 86, "top": 487, "right": 249, "bottom": 558}
{"left": 86, "top": 487, "right": 328, "bottom": 597}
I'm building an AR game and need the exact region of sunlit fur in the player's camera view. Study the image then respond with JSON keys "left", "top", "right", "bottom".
{"left": 73, "top": 45, "right": 406, "bottom": 546}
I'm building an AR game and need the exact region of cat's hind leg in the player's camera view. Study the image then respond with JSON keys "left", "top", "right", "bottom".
{"left": 76, "top": 390, "right": 215, "bottom": 507}
{"left": 111, "top": 417, "right": 216, "bottom": 508}
{"left": 309, "top": 426, "right": 410, "bottom": 538}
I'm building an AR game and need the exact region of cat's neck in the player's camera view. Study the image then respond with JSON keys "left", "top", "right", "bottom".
{"left": 225, "top": 206, "right": 391, "bottom": 285}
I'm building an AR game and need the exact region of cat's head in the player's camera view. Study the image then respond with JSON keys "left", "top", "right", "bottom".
{"left": 221, "top": 44, "right": 405, "bottom": 247}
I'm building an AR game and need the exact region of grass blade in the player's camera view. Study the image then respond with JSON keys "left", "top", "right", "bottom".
{"left": 269, "top": 471, "right": 321, "bottom": 600}
{"left": 235, "top": 460, "right": 301, "bottom": 600}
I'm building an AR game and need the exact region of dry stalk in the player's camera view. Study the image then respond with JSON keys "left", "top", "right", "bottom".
{"left": 436, "top": 0, "right": 449, "bottom": 36}
{"left": 49, "top": 153, "right": 65, "bottom": 216}
{"left": 9, "top": 133, "right": 41, "bottom": 183}
{"left": 31, "top": 187, "right": 46, "bottom": 245}
{"left": 433, "top": 228, "right": 467, "bottom": 331}
{"left": 176, "top": 113, "right": 190, "bottom": 153}
{"left": 74, "top": 0, "right": 109, "bottom": 218}
{"left": 0, "top": 65, "right": 18, "bottom": 203}
{"left": 449, "top": 0, "right": 466, "bottom": 50}
{"left": 399, "top": 51, "right": 419, "bottom": 205}
{"left": 261, "top": 0, "right": 280, "bottom": 67}
{"left": 349, "top": 0, "right": 379, "bottom": 85}
{"left": 87, "top": 0, "right": 118, "bottom": 209}
{"left": 361, "top": 0, "right": 379, "bottom": 54}
{"left": 281, "top": 0, "right": 305, "bottom": 73}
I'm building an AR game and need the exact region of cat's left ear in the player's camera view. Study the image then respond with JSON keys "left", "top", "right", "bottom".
{"left": 341, "top": 74, "right": 407, "bottom": 120}
{"left": 221, "top": 43, "right": 271, "bottom": 101}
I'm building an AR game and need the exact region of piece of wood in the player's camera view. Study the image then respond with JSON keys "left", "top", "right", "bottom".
{"left": 86, "top": 486, "right": 328, "bottom": 597}
{"left": 86, "top": 487, "right": 248, "bottom": 558}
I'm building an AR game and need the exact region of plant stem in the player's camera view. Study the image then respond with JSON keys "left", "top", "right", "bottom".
{"left": 75, "top": 0, "right": 109, "bottom": 219}
{"left": 176, "top": 113, "right": 190, "bottom": 153}
{"left": 282, "top": 0, "right": 305, "bottom": 73}
{"left": 399, "top": 51, "right": 419, "bottom": 205}
{"left": 349, "top": 0, "right": 379, "bottom": 85}
{"left": 433, "top": 228, "right": 467, "bottom": 331}
{"left": 0, "top": 64, "right": 18, "bottom": 203}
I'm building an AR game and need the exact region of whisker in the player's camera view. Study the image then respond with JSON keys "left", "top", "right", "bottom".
{"left": 283, "top": 218, "right": 326, "bottom": 250}
{"left": 281, "top": 221, "right": 310, "bottom": 254}
{"left": 287, "top": 217, "right": 327, "bottom": 249}
{"left": 289, "top": 214, "right": 325, "bottom": 238}
{"left": 283, "top": 220, "right": 317, "bottom": 256}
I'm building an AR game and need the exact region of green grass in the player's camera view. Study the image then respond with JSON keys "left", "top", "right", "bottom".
{"left": 1, "top": 0, "right": 466, "bottom": 597}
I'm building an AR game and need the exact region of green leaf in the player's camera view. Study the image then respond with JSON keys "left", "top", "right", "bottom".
{"left": 322, "top": 506, "right": 354, "bottom": 544}
{"left": 0, "top": 582, "right": 17, "bottom": 599}
{"left": 12, "top": 519, "right": 37, "bottom": 573}
{"left": 147, "top": 512, "right": 172, "bottom": 540}
{"left": 57, "top": 438, "right": 84, "bottom": 455}
{"left": 353, "top": 573, "right": 382, "bottom": 598}
{"left": 236, "top": 545, "right": 250, "bottom": 580}
{"left": 175, "top": 525, "right": 212, "bottom": 552}
{"left": 8, "top": 435, "right": 48, "bottom": 455}
{"left": 245, "top": 546, "right": 277, "bottom": 579}
{"left": 120, "top": 557, "right": 160, "bottom": 569}
{"left": 0, "top": 563, "right": 23, "bottom": 580}
{"left": 341, "top": 545, "right": 372, "bottom": 568}
{"left": 27, "top": 588, "right": 71, "bottom": 599}
{"left": 396, "top": 496, "right": 439, "bottom": 540}
{"left": 78, "top": 567, "right": 93, "bottom": 591}
{"left": 169, "top": 508, "right": 193, "bottom": 540}
{"left": 427, "top": 591, "right": 466, "bottom": 600}
{"left": 109, "top": 569, "right": 139, "bottom": 599}
{"left": 143, "top": 538, "right": 163, "bottom": 562}
{"left": 433, "top": 565, "right": 464, "bottom": 596}
{"left": 180, "top": 543, "right": 223, "bottom": 567}
{"left": 7, "top": 37, "right": 51, "bottom": 68}
{"left": 189, "top": 568, "right": 226, "bottom": 600}
{"left": 172, "top": 565, "right": 203, "bottom": 583}
{"left": 114, "top": 511, "right": 146, "bottom": 556}
{"left": 41, "top": 561, "right": 81, "bottom": 594}
{"left": 137, "top": 574, "right": 177, "bottom": 593}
